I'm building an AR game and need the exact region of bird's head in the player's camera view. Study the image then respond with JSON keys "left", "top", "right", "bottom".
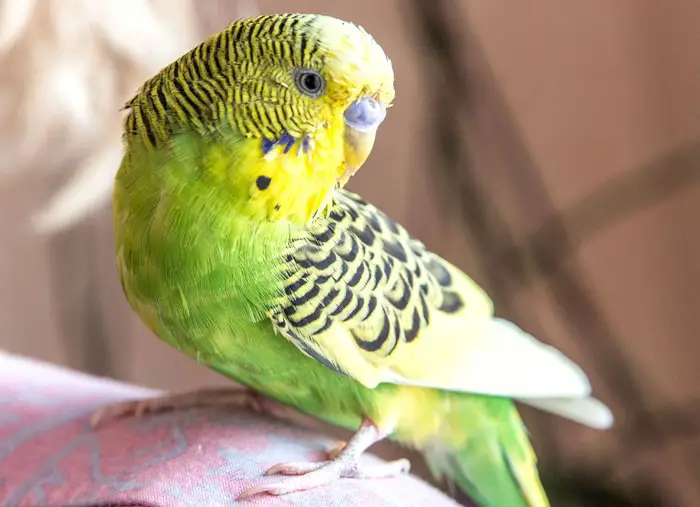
{"left": 213, "top": 14, "right": 395, "bottom": 185}
{"left": 124, "top": 14, "right": 394, "bottom": 222}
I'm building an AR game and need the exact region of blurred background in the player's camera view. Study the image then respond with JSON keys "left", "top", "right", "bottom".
{"left": 1, "top": 1, "right": 699, "bottom": 506}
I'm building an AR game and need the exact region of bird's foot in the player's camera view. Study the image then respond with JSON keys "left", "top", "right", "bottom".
{"left": 90, "top": 386, "right": 273, "bottom": 429}
{"left": 238, "top": 419, "right": 409, "bottom": 499}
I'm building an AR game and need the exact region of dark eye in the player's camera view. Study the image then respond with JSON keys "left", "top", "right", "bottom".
{"left": 294, "top": 68, "right": 325, "bottom": 98}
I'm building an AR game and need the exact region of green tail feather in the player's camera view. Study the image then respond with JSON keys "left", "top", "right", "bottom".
{"left": 423, "top": 399, "right": 550, "bottom": 507}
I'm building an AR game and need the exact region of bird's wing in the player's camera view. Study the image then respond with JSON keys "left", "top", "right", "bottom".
{"left": 271, "top": 190, "right": 611, "bottom": 427}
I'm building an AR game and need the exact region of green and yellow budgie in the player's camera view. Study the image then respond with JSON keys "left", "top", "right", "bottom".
{"left": 102, "top": 13, "right": 613, "bottom": 507}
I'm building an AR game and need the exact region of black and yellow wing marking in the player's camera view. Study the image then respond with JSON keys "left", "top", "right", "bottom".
{"left": 269, "top": 189, "right": 594, "bottom": 401}
{"left": 276, "top": 190, "right": 469, "bottom": 349}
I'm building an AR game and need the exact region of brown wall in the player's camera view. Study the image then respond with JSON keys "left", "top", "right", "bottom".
{"left": 1, "top": 1, "right": 698, "bottom": 505}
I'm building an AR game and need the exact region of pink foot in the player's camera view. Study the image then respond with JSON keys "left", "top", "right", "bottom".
{"left": 238, "top": 419, "right": 410, "bottom": 499}
{"left": 90, "top": 387, "right": 275, "bottom": 428}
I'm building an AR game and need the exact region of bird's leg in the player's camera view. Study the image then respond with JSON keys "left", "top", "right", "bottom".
{"left": 238, "top": 418, "right": 410, "bottom": 499}
{"left": 326, "top": 440, "right": 348, "bottom": 460}
{"left": 90, "top": 386, "right": 286, "bottom": 428}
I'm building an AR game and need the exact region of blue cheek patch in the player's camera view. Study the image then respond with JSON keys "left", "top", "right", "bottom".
{"left": 261, "top": 137, "right": 275, "bottom": 155}
{"left": 279, "top": 132, "right": 295, "bottom": 154}
{"left": 261, "top": 132, "right": 313, "bottom": 157}
{"left": 301, "top": 135, "right": 311, "bottom": 154}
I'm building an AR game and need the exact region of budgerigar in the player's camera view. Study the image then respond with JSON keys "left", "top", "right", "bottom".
{"left": 100, "top": 13, "right": 613, "bottom": 506}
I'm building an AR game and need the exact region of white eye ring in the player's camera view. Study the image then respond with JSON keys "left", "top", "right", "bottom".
{"left": 294, "top": 68, "right": 326, "bottom": 98}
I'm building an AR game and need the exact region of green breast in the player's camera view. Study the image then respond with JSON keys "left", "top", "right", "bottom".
{"left": 114, "top": 142, "right": 283, "bottom": 343}
{"left": 113, "top": 139, "right": 381, "bottom": 430}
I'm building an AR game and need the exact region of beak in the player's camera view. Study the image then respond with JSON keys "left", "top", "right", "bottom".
{"left": 341, "top": 97, "right": 387, "bottom": 185}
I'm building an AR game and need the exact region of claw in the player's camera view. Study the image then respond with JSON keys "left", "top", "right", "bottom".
{"left": 237, "top": 419, "right": 409, "bottom": 499}
{"left": 237, "top": 485, "right": 274, "bottom": 500}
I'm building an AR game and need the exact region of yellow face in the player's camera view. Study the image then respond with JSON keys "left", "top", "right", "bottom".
{"left": 302, "top": 16, "right": 394, "bottom": 183}
{"left": 311, "top": 16, "right": 395, "bottom": 183}
{"left": 312, "top": 16, "right": 396, "bottom": 109}
{"left": 225, "top": 14, "right": 395, "bottom": 222}
{"left": 231, "top": 14, "right": 395, "bottom": 185}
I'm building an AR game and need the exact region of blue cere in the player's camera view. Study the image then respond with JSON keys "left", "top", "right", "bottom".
{"left": 344, "top": 97, "right": 387, "bottom": 132}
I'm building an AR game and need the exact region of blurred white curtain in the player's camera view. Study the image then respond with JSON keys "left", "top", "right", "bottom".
{"left": 0, "top": 0, "right": 198, "bottom": 232}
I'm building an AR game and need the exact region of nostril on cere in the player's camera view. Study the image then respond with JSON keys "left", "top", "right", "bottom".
{"left": 344, "top": 97, "right": 387, "bottom": 132}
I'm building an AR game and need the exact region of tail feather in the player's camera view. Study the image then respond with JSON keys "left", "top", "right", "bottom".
{"left": 423, "top": 439, "right": 549, "bottom": 507}
{"left": 423, "top": 402, "right": 550, "bottom": 507}
{"left": 502, "top": 448, "right": 550, "bottom": 507}
{"left": 423, "top": 432, "right": 550, "bottom": 507}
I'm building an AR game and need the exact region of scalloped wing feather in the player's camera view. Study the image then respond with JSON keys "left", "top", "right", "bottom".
{"left": 271, "top": 189, "right": 612, "bottom": 428}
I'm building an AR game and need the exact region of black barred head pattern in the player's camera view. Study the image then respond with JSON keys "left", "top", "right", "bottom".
{"left": 124, "top": 14, "right": 324, "bottom": 147}
{"left": 122, "top": 14, "right": 394, "bottom": 150}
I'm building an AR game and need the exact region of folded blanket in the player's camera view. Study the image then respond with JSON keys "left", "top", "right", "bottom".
{"left": 0, "top": 352, "right": 460, "bottom": 507}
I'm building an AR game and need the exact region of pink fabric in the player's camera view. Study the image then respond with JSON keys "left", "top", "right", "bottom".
{"left": 0, "top": 352, "right": 460, "bottom": 507}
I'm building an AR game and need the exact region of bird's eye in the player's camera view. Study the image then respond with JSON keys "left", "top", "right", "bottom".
{"left": 294, "top": 68, "right": 325, "bottom": 98}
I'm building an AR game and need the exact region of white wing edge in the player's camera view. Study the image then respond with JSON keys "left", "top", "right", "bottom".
{"left": 381, "top": 317, "right": 614, "bottom": 429}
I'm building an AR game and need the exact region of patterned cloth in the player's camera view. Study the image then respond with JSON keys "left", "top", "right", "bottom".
{"left": 0, "top": 352, "right": 460, "bottom": 507}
